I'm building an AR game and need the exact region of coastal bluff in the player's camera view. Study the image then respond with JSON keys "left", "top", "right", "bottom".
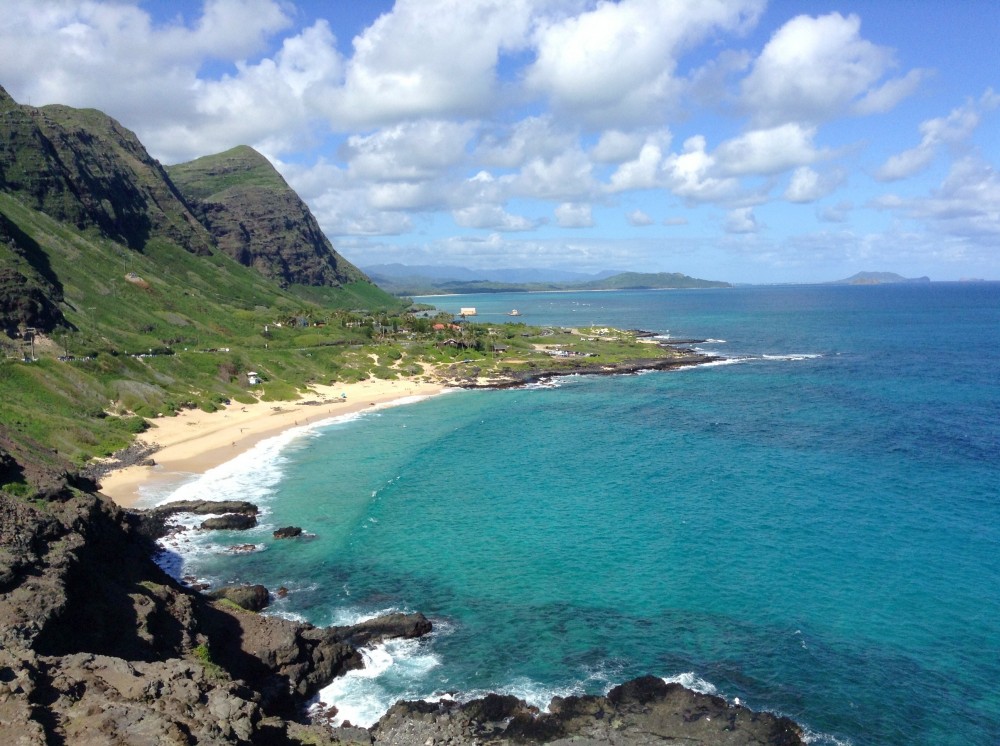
{"left": 0, "top": 456, "right": 804, "bottom": 744}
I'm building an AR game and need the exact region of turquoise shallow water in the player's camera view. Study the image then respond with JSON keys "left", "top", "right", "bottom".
{"left": 152, "top": 284, "right": 1000, "bottom": 745}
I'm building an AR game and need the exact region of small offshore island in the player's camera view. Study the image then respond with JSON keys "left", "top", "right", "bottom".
{"left": 0, "top": 85, "right": 803, "bottom": 743}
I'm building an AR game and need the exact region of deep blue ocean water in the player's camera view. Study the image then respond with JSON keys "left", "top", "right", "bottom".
{"left": 149, "top": 284, "right": 1000, "bottom": 745}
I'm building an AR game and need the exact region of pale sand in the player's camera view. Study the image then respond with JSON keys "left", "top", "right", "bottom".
{"left": 99, "top": 377, "right": 450, "bottom": 508}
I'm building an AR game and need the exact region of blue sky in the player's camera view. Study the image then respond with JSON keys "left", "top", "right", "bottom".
{"left": 1, "top": 1, "right": 998, "bottom": 282}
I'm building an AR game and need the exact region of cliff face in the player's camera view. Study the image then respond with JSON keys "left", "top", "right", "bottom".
{"left": 0, "top": 211, "right": 66, "bottom": 335}
{"left": 168, "top": 146, "right": 367, "bottom": 289}
{"left": 0, "top": 85, "right": 213, "bottom": 255}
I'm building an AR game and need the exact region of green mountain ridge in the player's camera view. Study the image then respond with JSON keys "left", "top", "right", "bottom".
{"left": 0, "top": 85, "right": 214, "bottom": 256}
{"left": 167, "top": 146, "right": 366, "bottom": 290}
{"left": 0, "top": 84, "right": 404, "bottom": 465}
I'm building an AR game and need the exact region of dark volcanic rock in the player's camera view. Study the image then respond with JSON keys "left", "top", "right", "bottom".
{"left": 371, "top": 675, "right": 806, "bottom": 745}
{"left": 339, "top": 612, "right": 433, "bottom": 649}
{"left": 273, "top": 525, "right": 302, "bottom": 539}
{"left": 155, "top": 499, "right": 259, "bottom": 517}
{"left": 209, "top": 584, "right": 270, "bottom": 612}
{"left": 135, "top": 500, "right": 261, "bottom": 540}
{"left": 201, "top": 513, "right": 257, "bottom": 531}
{"left": 0, "top": 454, "right": 438, "bottom": 742}
{"left": 0, "top": 214, "right": 67, "bottom": 336}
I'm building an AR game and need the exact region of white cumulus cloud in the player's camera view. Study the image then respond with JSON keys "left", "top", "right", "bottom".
{"left": 725, "top": 206, "right": 759, "bottom": 233}
{"left": 322, "top": 0, "right": 536, "bottom": 127}
{"left": 627, "top": 209, "right": 655, "bottom": 226}
{"left": 741, "top": 12, "right": 922, "bottom": 126}
{"left": 875, "top": 90, "right": 998, "bottom": 181}
{"left": 453, "top": 204, "right": 538, "bottom": 231}
{"left": 784, "top": 166, "right": 844, "bottom": 203}
{"left": 662, "top": 135, "right": 741, "bottom": 203}
{"left": 555, "top": 203, "right": 595, "bottom": 228}
{"left": 715, "top": 123, "right": 825, "bottom": 176}
{"left": 527, "top": 0, "right": 764, "bottom": 127}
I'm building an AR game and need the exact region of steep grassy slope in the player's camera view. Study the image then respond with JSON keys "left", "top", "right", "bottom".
{"left": 0, "top": 86, "right": 409, "bottom": 470}
{"left": 0, "top": 85, "right": 213, "bottom": 255}
{"left": 0, "top": 190, "right": 382, "bottom": 464}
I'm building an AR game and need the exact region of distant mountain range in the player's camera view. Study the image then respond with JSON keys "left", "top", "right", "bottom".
{"left": 362, "top": 263, "right": 620, "bottom": 285}
{"left": 362, "top": 264, "right": 731, "bottom": 295}
{"left": 829, "top": 271, "right": 931, "bottom": 285}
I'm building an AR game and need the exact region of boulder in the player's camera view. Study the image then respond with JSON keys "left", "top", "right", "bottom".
{"left": 155, "top": 499, "right": 259, "bottom": 516}
{"left": 201, "top": 514, "right": 257, "bottom": 531}
{"left": 209, "top": 585, "right": 270, "bottom": 612}
{"left": 273, "top": 526, "right": 302, "bottom": 539}
{"left": 338, "top": 612, "right": 433, "bottom": 648}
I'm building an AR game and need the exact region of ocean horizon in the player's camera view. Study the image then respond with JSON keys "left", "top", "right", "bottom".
{"left": 147, "top": 283, "right": 1000, "bottom": 746}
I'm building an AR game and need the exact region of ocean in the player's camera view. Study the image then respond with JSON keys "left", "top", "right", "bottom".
{"left": 146, "top": 283, "right": 1000, "bottom": 746}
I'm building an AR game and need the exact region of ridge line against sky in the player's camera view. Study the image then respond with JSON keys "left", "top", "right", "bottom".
{"left": 1, "top": 0, "right": 998, "bottom": 283}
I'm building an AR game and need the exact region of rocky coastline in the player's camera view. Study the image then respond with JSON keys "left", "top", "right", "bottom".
{"left": 451, "top": 341, "right": 721, "bottom": 389}
{"left": 0, "top": 356, "right": 808, "bottom": 745}
{"left": 0, "top": 463, "right": 806, "bottom": 744}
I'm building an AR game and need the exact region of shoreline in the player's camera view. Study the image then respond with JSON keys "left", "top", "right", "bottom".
{"left": 98, "top": 377, "right": 450, "bottom": 508}
{"left": 98, "top": 348, "right": 717, "bottom": 508}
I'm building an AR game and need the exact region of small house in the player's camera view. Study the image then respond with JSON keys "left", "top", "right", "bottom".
{"left": 459, "top": 307, "right": 477, "bottom": 316}
{"left": 247, "top": 371, "right": 261, "bottom": 386}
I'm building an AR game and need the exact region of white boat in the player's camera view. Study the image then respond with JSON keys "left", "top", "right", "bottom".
{"left": 508, "top": 309, "right": 521, "bottom": 316}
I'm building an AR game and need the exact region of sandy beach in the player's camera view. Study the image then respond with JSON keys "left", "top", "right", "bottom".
{"left": 99, "top": 377, "right": 449, "bottom": 508}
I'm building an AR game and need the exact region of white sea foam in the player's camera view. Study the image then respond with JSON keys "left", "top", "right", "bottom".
{"left": 143, "top": 393, "right": 449, "bottom": 512}
{"left": 328, "top": 606, "right": 406, "bottom": 627}
{"left": 313, "top": 637, "right": 442, "bottom": 727}
{"left": 458, "top": 677, "right": 583, "bottom": 712}
{"left": 680, "top": 356, "right": 751, "bottom": 369}
{"left": 662, "top": 671, "right": 718, "bottom": 695}
{"left": 801, "top": 729, "right": 854, "bottom": 746}
{"left": 761, "top": 353, "right": 822, "bottom": 361}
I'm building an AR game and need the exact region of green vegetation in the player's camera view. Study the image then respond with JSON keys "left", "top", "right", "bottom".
{"left": 192, "top": 642, "right": 225, "bottom": 678}
{"left": 0, "top": 87, "right": 697, "bottom": 490}
{"left": 165, "top": 145, "right": 289, "bottom": 199}
{"left": 0, "top": 208, "right": 689, "bottom": 468}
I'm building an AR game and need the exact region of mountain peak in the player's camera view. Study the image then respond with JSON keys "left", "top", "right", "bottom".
{"left": 166, "top": 145, "right": 287, "bottom": 201}
{"left": 168, "top": 147, "right": 366, "bottom": 288}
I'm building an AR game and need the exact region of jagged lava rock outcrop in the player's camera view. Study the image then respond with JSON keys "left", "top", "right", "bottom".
{"left": 372, "top": 675, "right": 805, "bottom": 746}
{"left": 167, "top": 145, "right": 367, "bottom": 289}
{"left": 0, "top": 433, "right": 432, "bottom": 744}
